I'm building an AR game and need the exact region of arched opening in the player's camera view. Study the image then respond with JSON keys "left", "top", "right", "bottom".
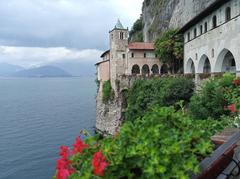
{"left": 131, "top": 64, "right": 140, "bottom": 75}
{"left": 160, "top": 64, "right": 168, "bottom": 74}
{"left": 215, "top": 49, "right": 236, "bottom": 73}
{"left": 203, "top": 59, "right": 211, "bottom": 73}
{"left": 185, "top": 58, "right": 195, "bottom": 74}
{"left": 151, "top": 64, "right": 159, "bottom": 75}
{"left": 225, "top": 7, "right": 231, "bottom": 22}
{"left": 222, "top": 51, "right": 236, "bottom": 72}
{"left": 212, "top": 15, "right": 217, "bottom": 28}
{"left": 198, "top": 55, "right": 211, "bottom": 73}
{"left": 142, "top": 64, "right": 150, "bottom": 75}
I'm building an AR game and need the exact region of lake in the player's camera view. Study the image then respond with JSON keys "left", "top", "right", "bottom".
{"left": 0, "top": 77, "right": 96, "bottom": 179}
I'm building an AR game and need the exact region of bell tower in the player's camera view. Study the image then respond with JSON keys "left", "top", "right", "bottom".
{"left": 109, "top": 19, "right": 129, "bottom": 91}
{"left": 109, "top": 19, "right": 128, "bottom": 52}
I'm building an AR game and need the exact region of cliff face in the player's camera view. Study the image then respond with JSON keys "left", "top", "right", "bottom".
{"left": 142, "top": 0, "right": 217, "bottom": 42}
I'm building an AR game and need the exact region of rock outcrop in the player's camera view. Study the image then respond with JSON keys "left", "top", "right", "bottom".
{"left": 142, "top": 0, "right": 217, "bottom": 42}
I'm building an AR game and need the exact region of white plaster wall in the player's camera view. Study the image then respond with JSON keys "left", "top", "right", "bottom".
{"left": 184, "top": 0, "right": 240, "bottom": 75}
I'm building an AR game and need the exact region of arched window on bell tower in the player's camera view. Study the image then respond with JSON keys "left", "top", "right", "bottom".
{"left": 120, "top": 32, "right": 124, "bottom": 40}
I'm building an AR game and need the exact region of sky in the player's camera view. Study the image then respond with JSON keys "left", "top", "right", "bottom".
{"left": 0, "top": 0, "right": 143, "bottom": 68}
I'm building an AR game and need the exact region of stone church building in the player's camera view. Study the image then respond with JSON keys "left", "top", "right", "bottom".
{"left": 179, "top": 0, "right": 240, "bottom": 76}
{"left": 96, "top": 20, "right": 161, "bottom": 92}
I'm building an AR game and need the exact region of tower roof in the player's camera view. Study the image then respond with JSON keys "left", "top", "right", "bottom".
{"left": 114, "top": 19, "right": 124, "bottom": 29}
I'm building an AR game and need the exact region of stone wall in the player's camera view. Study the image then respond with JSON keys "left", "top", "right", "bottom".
{"left": 95, "top": 92, "right": 123, "bottom": 135}
{"left": 95, "top": 75, "right": 139, "bottom": 135}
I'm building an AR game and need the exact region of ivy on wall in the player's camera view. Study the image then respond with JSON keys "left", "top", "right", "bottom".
{"left": 155, "top": 29, "right": 184, "bottom": 73}
{"left": 102, "top": 80, "right": 114, "bottom": 103}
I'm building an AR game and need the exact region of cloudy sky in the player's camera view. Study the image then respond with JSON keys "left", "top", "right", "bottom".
{"left": 0, "top": 0, "right": 143, "bottom": 68}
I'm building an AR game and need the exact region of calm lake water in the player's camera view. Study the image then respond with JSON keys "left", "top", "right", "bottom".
{"left": 0, "top": 77, "right": 96, "bottom": 179}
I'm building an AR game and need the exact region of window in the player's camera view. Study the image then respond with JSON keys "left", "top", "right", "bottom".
{"left": 231, "top": 58, "right": 236, "bottom": 66}
{"left": 120, "top": 32, "right": 124, "bottom": 39}
{"left": 187, "top": 32, "right": 190, "bottom": 41}
{"left": 194, "top": 28, "right": 197, "bottom": 38}
{"left": 195, "top": 53, "right": 198, "bottom": 61}
{"left": 122, "top": 54, "right": 126, "bottom": 59}
{"left": 200, "top": 25, "right": 203, "bottom": 35}
{"left": 144, "top": 53, "right": 146, "bottom": 58}
{"left": 204, "top": 22, "right": 208, "bottom": 33}
{"left": 131, "top": 53, "right": 134, "bottom": 58}
{"left": 226, "top": 7, "right": 231, "bottom": 22}
{"left": 212, "top": 49, "right": 214, "bottom": 58}
{"left": 212, "top": 15, "right": 217, "bottom": 28}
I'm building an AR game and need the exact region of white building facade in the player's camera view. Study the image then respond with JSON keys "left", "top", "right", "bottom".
{"left": 180, "top": 0, "right": 240, "bottom": 76}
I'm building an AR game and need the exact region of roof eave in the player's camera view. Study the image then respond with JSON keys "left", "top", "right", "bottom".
{"left": 178, "top": 0, "right": 230, "bottom": 34}
{"left": 95, "top": 59, "right": 110, "bottom": 66}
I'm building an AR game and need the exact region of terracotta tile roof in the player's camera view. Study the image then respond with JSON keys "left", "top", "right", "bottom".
{"left": 100, "top": 50, "right": 110, "bottom": 58}
{"left": 95, "top": 59, "right": 110, "bottom": 66}
{"left": 128, "top": 42, "right": 155, "bottom": 50}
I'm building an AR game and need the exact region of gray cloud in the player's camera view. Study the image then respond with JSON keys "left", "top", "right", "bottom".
{"left": 0, "top": 0, "right": 143, "bottom": 68}
{"left": 0, "top": 0, "right": 143, "bottom": 50}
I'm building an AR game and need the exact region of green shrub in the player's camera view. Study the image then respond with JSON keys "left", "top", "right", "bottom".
{"left": 60, "top": 107, "right": 227, "bottom": 178}
{"left": 189, "top": 79, "right": 228, "bottom": 119}
{"left": 218, "top": 73, "right": 235, "bottom": 88}
{"left": 126, "top": 77, "right": 194, "bottom": 121}
{"left": 102, "top": 80, "right": 114, "bottom": 103}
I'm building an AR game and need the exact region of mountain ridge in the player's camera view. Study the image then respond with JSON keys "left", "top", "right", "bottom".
{"left": 12, "top": 65, "right": 72, "bottom": 78}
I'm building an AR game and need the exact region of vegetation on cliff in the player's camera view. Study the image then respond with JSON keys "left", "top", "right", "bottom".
{"left": 129, "top": 17, "right": 144, "bottom": 42}
{"left": 102, "top": 80, "right": 114, "bottom": 103}
{"left": 126, "top": 77, "right": 194, "bottom": 121}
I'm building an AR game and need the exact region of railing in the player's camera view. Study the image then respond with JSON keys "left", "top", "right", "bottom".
{"left": 119, "top": 72, "right": 230, "bottom": 79}
{"left": 192, "top": 131, "right": 240, "bottom": 179}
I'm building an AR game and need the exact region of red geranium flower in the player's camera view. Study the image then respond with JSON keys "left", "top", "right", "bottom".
{"left": 224, "top": 104, "right": 240, "bottom": 113}
{"left": 233, "top": 78, "right": 240, "bottom": 86}
{"left": 56, "top": 146, "right": 75, "bottom": 179}
{"left": 72, "top": 137, "right": 88, "bottom": 155}
{"left": 92, "top": 151, "right": 109, "bottom": 176}
{"left": 59, "top": 146, "right": 69, "bottom": 159}
{"left": 228, "top": 104, "right": 235, "bottom": 113}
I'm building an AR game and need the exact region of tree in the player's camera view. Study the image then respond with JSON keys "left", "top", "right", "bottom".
{"left": 129, "top": 17, "right": 144, "bottom": 42}
{"left": 155, "top": 29, "right": 184, "bottom": 74}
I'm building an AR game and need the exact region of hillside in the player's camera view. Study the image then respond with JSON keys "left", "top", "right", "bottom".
{"left": 130, "top": 0, "right": 217, "bottom": 42}
{"left": 0, "top": 63, "right": 24, "bottom": 76}
{"left": 12, "top": 66, "right": 72, "bottom": 77}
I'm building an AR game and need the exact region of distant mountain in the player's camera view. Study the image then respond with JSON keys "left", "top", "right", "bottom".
{"left": 12, "top": 66, "right": 72, "bottom": 77}
{"left": 0, "top": 63, "right": 25, "bottom": 76}
{"left": 51, "top": 61, "right": 96, "bottom": 77}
